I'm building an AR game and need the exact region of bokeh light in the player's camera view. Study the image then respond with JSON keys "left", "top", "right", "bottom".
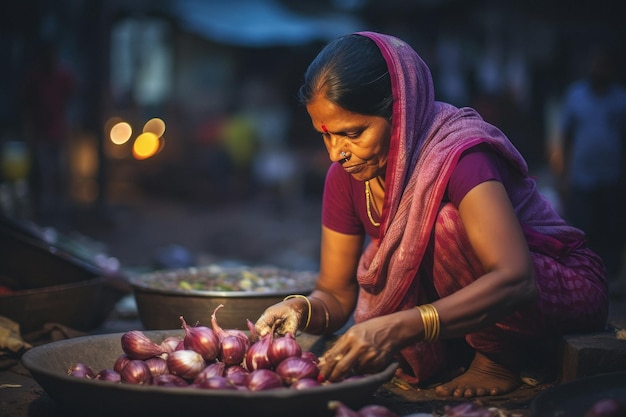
{"left": 110, "top": 121, "right": 133, "bottom": 145}
{"left": 143, "top": 117, "right": 166, "bottom": 137}
{"left": 132, "top": 132, "right": 160, "bottom": 160}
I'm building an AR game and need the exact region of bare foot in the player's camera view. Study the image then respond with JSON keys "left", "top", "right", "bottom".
{"left": 434, "top": 352, "right": 520, "bottom": 398}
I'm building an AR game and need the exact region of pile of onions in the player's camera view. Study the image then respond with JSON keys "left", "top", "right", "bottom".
{"left": 68, "top": 305, "right": 331, "bottom": 391}
{"left": 328, "top": 401, "right": 399, "bottom": 417}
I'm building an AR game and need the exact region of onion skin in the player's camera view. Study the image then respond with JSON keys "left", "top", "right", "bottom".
{"left": 196, "top": 376, "right": 238, "bottom": 390}
{"left": 67, "top": 363, "right": 95, "bottom": 379}
{"left": 160, "top": 336, "right": 183, "bottom": 353}
{"left": 268, "top": 332, "right": 301, "bottom": 368}
{"left": 225, "top": 365, "right": 249, "bottom": 386}
{"left": 220, "top": 334, "right": 248, "bottom": 366}
{"left": 301, "top": 350, "right": 319, "bottom": 364}
{"left": 328, "top": 401, "right": 361, "bottom": 417}
{"left": 180, "top": 316, "right": 220, "bottom": 361}
{"left": 120, "top": 360, "right": 152, "bottom": 385}
{"left": 121, "top": 330, "right": 165, "bottom": 360}
{"left": 327, "top": 401, "right": 399, "bottom": 417}
{"left": 113, "top": 354, "right": 130, "bottom": 374}
{"left": 151, "top": 373, "right": 189, "bottom": 387}
{"left": 244, "top": 333, "right": 273, "bottom": 371}
{"left": 211, "top": 304, "right": 251, "bottom": 344}
{"left": 95, "top": 368, "right": 121, "bottom": 383}
{"left": 442, "top": 402, "right": 497, "bottom": 417}
{"left": 167, "top": 349, "right": 207, "bottom": 380}
{"left": 275, "top": 356, "right": 319, "bottom": 385}
{"left": 356, "top": 405, "right": 399, "bottom": 417}
{"left": 145, "top": 357, "right": 169, "bottom": 377}
{"left": 245, "top": 369, "right": 285, "bottom": 391}
{"left": 291, "top": 378, "right": 321, "bottom": 389}
{"left": 192, "top": 361, "right": 225, "bottom": 384}
{"left": 584, "top": 399, "right": 626, "bottom": 417}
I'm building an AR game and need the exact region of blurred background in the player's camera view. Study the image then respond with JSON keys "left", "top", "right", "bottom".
{"left": 1, "top": 0, "right": 625, "bottom": 275}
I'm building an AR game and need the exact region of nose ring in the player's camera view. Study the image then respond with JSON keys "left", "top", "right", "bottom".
{"left": 340, "top": 151, "right": 347, "bottom": 158}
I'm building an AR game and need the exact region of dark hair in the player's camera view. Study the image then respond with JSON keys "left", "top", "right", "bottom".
{"left": 298, "top": 34, "right": 393, "bottom": 119}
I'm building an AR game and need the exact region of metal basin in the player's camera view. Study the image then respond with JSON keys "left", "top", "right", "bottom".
{"left": 21, "top": 330, "right": 397, "bottom": 417}
{"left": 0, "top": 215, "right": 129, "bottom": 332}
{"left": 0, "top": 277, "right": 127, "bottom": 333}
{"left": 131, "top": 265, "right": 317, "bottom": 330}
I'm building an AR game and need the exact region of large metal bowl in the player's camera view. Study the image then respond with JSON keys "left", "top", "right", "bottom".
{"left": 0, "top": 215, "right": 129, "bottom": 333}
{"left": 0, "top": 277, "right": 127, "bottom": 333}
{"left": 131, "top": 265, "right": 317, "bottom": 330}
{"left": 21, "top": 330, "right": 397, "bottom": 417}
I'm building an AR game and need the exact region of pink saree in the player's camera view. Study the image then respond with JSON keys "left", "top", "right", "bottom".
{"left": 351, "top": 32, "right": 608, "bottom": 383}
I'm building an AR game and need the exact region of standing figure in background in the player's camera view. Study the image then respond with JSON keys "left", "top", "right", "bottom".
{"left": 558, "top": 47, "right": 626, "bottom": 285}
{"left": 20, "top": 40, "right": 77, "bottom": 223}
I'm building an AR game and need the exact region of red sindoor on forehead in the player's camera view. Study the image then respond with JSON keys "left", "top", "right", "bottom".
{"left": 321, "top": 124, "right": 328, "bottom": 133}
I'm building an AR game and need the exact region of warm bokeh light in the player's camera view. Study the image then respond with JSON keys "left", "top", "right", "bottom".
{"left": 143, "top": 117, "right": 166, "bottom": 137}
{"left": 110, "top": 121, "right": 133, "bottom": 144}
{"left": 132, "top": 132, "right": 160, "bottom": 160}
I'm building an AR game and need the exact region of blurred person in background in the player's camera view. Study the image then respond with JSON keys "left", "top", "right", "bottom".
{"left": 558, "top": 46, "right": 626, "bottom": 288}
{"left": 20, "top": 40, "right": 77, "bottom": 223}
{"left": 255, "top": 32, "right": 608, "bottom": 399}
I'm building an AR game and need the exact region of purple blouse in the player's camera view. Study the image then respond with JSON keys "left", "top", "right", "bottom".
{"left": 322, "top": 144, "right": 529, "bottom": 239}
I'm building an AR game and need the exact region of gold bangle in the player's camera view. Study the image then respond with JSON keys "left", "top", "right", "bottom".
{"left": 284, "top": 295, "right": 312, "bottom": 332}
{"left": 309, "top": 295, "right": 330, "bottom": 331}
{"left": 415, "top": 304, "right": 440, "bottom": 342}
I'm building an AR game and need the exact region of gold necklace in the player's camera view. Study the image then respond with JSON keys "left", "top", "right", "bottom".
{"left": 364, "top": 180, "right": 380, "bottom": 227}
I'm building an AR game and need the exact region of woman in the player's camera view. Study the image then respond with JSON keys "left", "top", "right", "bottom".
{"left": 254, "top": 32, "right": 608, "bottom": 398}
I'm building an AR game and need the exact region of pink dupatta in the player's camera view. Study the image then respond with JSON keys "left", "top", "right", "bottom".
{"left": 351, "top": 32, "right": 542, "bottom": 381}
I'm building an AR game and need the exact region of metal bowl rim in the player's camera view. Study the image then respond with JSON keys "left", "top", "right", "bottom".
{"left": 130, "top": 266, "right": 317, "bottom": 298}
{"left": 0, "top": 277, "right": 107, "bottom": 299}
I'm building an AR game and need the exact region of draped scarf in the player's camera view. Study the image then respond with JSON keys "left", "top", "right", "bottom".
{"left": 349, "top": 33, "right": 601, "bottom": 381}
{"left": 352, "top": 32, "right": 531, "bottom": 323}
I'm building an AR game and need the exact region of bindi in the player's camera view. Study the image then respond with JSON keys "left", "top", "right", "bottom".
{"left": 321, "top": 124, "right": 328, "bottom": 133}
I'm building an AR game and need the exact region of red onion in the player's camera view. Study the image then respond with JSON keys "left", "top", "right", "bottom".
{"left": 245, "top": 369, "right": 285, "bottom": 391}
{"left": 121, "top": 330, "right": 166, "bottom": 360}
{"left": 192, "top": 361, "right": 225, "bottom": 384}
{"left": 268, "top": 332, "right": 301, "bottom": 367}
{"left": 211, "top": 304, "right": 250, "bottom": 343}
{"left": 225, "top": 365, "right": 249, "bottom": 386}
{"left": 161, "top": 336, "right": 183, "bottom": 353}
{"left": 167, "top": 349, "right": 206, "bottom": 380}
{"left": 355, "top": 405, "right": 399, "bottom": 417}
{"left": 585, "top": 399, "right": 626, "bottom": 417}
{"left": 291, "top": 378, "right": 321, "bottom": 389}
{"left": 120, "top": 360, "right": 152, "bottom": 384}
{"left": 67, "top": 363, "right": 95, "bottom": 379}
{"left": 301, "top": 350, "right": 319, "bottom": 364}
{"left": 180, "top": 316, "right": 220, "bottom": 361}
{"left": 442, "top": 402, "right": 497, "bottom": 417}
{"left": 328, "top": 401, "right": 361, "bottom": 417}
{"left": 95, "top": 368, "right": 121, "bottom": 383}
{"left": 145, "top": 356, "right": 169, "bottom": 377}
{"left": 247, "top": 319, "right": 260, "bottom": 342}
{"left": 220, "top": 335, "right": 248, "bottom": 366}
{"left": 244, "top": 332, "right": 273, "bottom": 371}
{"left": 196, "top": 376, "right": 238, "bottom": 390}
{"left": 113, "top": 354, "right": 130, "bottom": 374}
{"left": 151, "top": 373, "right": 189, "bottom": 387}
{"left": 328, "top": 401, "right": 399, "bottom": 417}
{"left": 275, "top": 356, "right": 319, "bottom": 385}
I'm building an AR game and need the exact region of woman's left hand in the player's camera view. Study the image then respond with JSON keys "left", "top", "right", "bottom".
{"left": 318, "top": 315, "right": 401, "bottom": 382}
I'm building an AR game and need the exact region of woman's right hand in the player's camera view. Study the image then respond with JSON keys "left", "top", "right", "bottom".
{"left": 254, "top": 298, "right": 307, "bottom": 337}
